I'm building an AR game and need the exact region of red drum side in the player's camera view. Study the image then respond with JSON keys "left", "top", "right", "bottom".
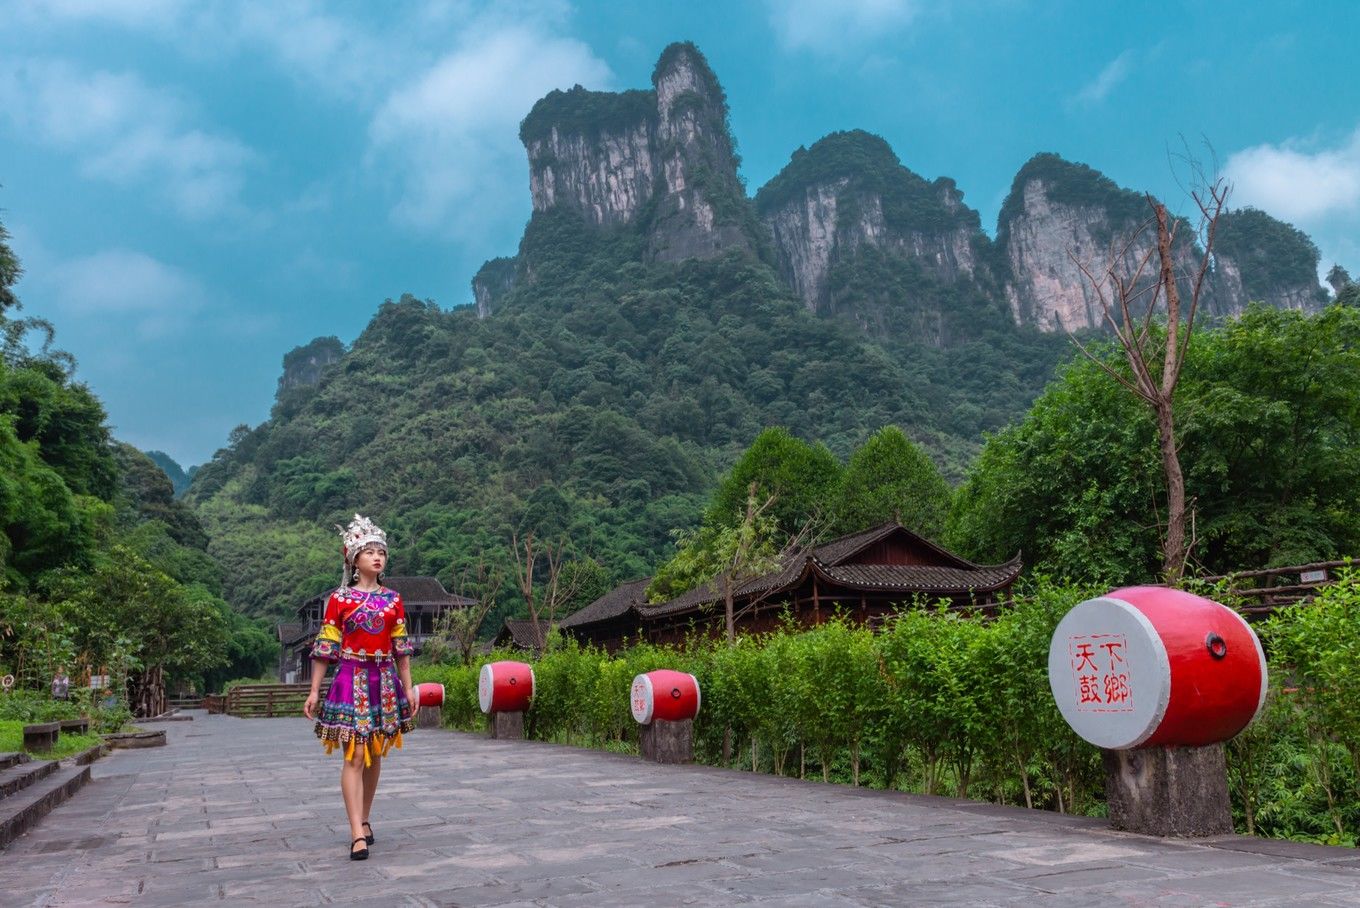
{"left": 478, "top": 661, "right": 535, "bottom": 714}
{"left": 630, "top": 670, "right": 700, "bottom": 724}
{"left": 1111, "top": 586, "right": 1267, "bottom": 748}
{"left": 412, "top": 682, "right": 444, "bottom": 708}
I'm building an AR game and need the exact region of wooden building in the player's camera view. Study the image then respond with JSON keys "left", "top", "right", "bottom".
{"left": 556, "top": 578, "right": 651, "bottom": 652}
{"left": 492, "top": 618, "right": 555, "bottom": 654}
{"left": 278, "top": 576, "right": 475, "bottom": 682}
{"left": 558, "top": 523, "right": 1021, "bottom": 648}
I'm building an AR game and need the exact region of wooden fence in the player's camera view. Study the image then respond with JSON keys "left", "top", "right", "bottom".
{"left": 226, "top": 683, "right": 311, "bottom": 718}
{"left": 1201, "top": 559, "right": 1352, "bottom": 615}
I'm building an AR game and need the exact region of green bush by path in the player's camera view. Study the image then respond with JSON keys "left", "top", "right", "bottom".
{"left": 416, "top": 575, "right": 1360, "bottom": 844}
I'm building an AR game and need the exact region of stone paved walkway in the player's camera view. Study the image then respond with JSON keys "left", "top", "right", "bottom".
{"left": 3, "top": 713, "right": 1360, "bottom": 906}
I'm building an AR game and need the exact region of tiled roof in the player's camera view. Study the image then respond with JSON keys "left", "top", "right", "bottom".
{"left": 638, "top": 523, "right": 1021, "bottom": 620}
{"left": 276, "top": 622, "right": 310, "bottom": 645}
{"left": 385, "top": 576, "right": 476, "bottom": 608}
{"left": 816, "top": 558, "right": 1023, "bottom": 593}
{"left": 558, "top": 578, "right": 651, "bottom": 629}
{"left": 497, "top": 618, "right": 552, "bottom": 649}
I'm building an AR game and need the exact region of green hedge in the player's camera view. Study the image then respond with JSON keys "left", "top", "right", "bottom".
{"left": 414, "top": 575, "right": 1360, "bottom": 844}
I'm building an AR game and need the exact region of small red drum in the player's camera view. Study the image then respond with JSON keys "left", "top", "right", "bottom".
{"left": 630, "top": 670, "right": 701, "bottom": 724}
{"left": 1048, "top": 586, "right": 1267, "bottom": 750}
{"left": 478, "top": 661, "right": 535, "bottom": 714}
{"left": 412, "top": 683, "right": 444, "bottom": 708}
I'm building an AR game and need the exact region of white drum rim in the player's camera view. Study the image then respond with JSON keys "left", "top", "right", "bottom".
{"left": 527, "top": 665, "right": 536, "bottom": 704}
{"left": 1049, "top": 596, "right": 1172, "bottom": 749}
{"left": 689, "top": 672, "right": 701, "bottom": 719}
{"left": 478, "top": 663, "right": 493, "bottom": 714}
{"left": 631, "top": 673, "right": 655, "bottom": 724}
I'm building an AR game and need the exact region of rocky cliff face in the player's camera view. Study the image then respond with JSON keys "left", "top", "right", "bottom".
{"left": 277, "top": 336, "right": 344, "bottom": 396}
{"left": 996, "top": 156, "right": 1328, "bottom": 331}
{"left": 514, "top": 42, "right": 753, "bottom": 266}
{"left": 1211, "top": 208, "right": 1327, "bottom": 315}
{"left": 756, "top": 131, "right": 983, "bottom": 316}
{"left": 995, "top": 155, "right": 1193, "bottom": 332}
{"left": 479, "top": 49, "right": 1330, "bottom": 338}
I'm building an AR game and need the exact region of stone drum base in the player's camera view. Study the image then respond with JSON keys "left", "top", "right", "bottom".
{"left": 1103, "top": 743, "right": 1232, "bottom": 837}
{"left": 488, "top": 710, "right": 524, "bottom": 740}
{"left": 415, "top": 707, "right": 442, "bottom": 729}
{"left": 640, "top": 718, "right": 693, "bottom": 764}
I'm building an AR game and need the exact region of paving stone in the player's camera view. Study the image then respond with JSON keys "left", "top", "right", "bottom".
{"left": 1, "top": 715, "right": 1358, "bottom": 906}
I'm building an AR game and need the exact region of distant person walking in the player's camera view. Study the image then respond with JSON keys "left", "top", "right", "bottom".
{"left": 51, "top": 668, "right": 69, "bottom": 701}
{"left": 303, "top": 514, "right": 418, "bottom": 860}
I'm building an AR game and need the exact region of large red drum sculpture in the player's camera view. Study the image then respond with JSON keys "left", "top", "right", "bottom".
{"left": 1048, "top": 586, "right": 1267, "bottom": 750}
{"left": 478, "top": 661, "right": 535, "bottom": 714}
{"left": 411, "top": 682, "right": 444, "bottom": 708}
{"left": 630, "top": 670, "right": 701, "bottom": 724}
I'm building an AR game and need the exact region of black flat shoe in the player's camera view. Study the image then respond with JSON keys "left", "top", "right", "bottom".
{"left": 350, "top": 837, "right": 369, "bottom": 861}
{"left": 361, "top": 821, "right": 374, "bottom": 845}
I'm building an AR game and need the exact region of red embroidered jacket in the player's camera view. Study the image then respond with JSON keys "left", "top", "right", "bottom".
{"left": 310, "top": 587, "right": 415, "bottom": 662}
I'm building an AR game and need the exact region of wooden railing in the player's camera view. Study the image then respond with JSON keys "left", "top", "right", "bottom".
{"left": 1200, "top": 559, "right": 1352, "bottom": 614}
{"left": 226, "top": 683, "right": 311, "bottom": 718}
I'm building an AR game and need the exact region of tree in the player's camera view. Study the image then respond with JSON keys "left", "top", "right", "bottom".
{"left": 1070, "top": 173, "right": 1228, "bottom": 581}
{"left": 948, "top": 305, "right": 1360, "bottom": 582}
{"left": 704, "top": 427, "right": 842, "bottom": 538}
{"left": 510, "top": 532, "right": 587, "bottom": 651}
{"left": 0, "top": 219, "right": 20, "bottom": 315}
{"left": 832, "top": 426, "right": 951, "bottom": 537}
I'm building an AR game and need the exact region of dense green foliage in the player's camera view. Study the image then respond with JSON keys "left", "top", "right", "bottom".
{"left": 1216, "top": 207, "right": 1326, "bottom": 305}
{"left": 949, "top": 305, "right": 1360, "bottom": 582}
{"left": 519, "top": 86, "right": 657, "bottom": 147}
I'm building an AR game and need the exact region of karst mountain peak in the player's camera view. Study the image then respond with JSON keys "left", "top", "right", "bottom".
{"left": 478, "top": 43, "right": 1327, "bottom": 335}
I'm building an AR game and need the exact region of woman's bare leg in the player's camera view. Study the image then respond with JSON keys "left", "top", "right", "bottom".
{"left": 340, "top": 745, "right": 367, "bottom": 852}
{"left": 362, "top": 752, "right": 381, "bottom": 830}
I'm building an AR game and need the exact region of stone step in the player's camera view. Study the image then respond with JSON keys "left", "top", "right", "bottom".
{"left": 0, "top": 763, "right": 91, "bottom": 850}
{"left": 0, "top": 759, "right": 58, "bottom": 800}
{"left": 0, "top": 752, "right": 31, "bottom": 772}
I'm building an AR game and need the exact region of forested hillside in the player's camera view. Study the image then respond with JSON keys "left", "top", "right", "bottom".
{"left": 187, "top": 42, "right": 1341, "bottom": 623}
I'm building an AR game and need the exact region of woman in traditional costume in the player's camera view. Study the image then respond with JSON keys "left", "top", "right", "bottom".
{"left": 303, "top": 514, "right": 418, "bottom": 860}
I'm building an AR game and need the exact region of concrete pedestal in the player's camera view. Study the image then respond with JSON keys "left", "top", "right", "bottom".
{"left": 415, "top": 707, "right": 442, "bottom": 730}
{"left": 489, "top": 710, "right": 524, "bottom": 740}
{"left": 1102, "top": 744, "right": 1233, "bottom": 837}
{"left": 639, "top": 718, "right": 693, "bottom": 764}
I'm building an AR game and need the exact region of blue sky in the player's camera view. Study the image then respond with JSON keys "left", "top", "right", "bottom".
{"left": 2, "top": 0, "right": 1358, "bottom": 467}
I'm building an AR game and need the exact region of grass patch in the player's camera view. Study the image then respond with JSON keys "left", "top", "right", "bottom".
{"left": 0, "top": 720, "right": 103, "bottom": 760}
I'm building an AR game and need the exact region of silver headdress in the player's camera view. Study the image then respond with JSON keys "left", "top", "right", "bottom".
{"left": 337, "top": 514, "right": 387, "bottom": 589}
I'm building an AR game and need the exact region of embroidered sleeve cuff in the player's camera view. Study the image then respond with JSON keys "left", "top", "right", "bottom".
{"left": 393, "top": 636, "right": 415, "bottom": 657}
{"left": 310, "top": 638, "right": 340, "bottom": 662}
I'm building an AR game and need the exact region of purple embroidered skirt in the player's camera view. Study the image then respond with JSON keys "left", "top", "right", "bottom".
{"left": 314, "top": 657, "right": 415, "bottom": 763}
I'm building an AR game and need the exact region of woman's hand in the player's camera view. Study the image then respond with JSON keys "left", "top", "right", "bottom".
{"left": 303, "top": 692, "right": 318, "bottom": 720}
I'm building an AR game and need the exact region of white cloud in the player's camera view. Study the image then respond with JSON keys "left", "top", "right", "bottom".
{"left": 764, "top": 0, "right": 920, "bottom": 55}
{"left": 49, "top": 249, "right": 208, "bottom": 340}
{"left": 1224, "top": 129, "right": 1360, "bottom": 223}
{"left": 369, "top": 23, "right": 612, "bottom": 235}
{"left": 1074, "top": 50, "right": 1133, "bottom": 105}
{"left": 0, "top": 58, "right": 255, "bottom": 219}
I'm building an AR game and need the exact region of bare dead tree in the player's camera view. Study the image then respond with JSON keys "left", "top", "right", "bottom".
{"left": 511, "top": 532, "right": 587, "bottom": 652}
{"left": 1070, "top": 170, "right": 1229, "bottom": 582}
